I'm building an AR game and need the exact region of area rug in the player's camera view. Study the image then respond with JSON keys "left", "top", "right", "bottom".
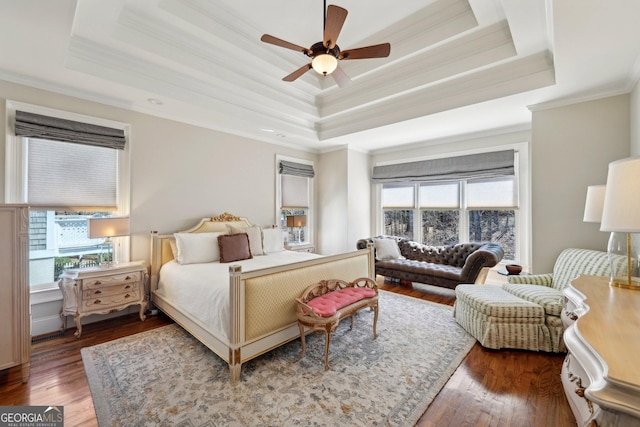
{"left": 81, "top": 291, "right": 475, "bottom": 426}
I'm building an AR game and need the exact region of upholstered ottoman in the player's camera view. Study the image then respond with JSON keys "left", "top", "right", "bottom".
{"left": 453, "top": 284, "right": 548, "bottom": 351}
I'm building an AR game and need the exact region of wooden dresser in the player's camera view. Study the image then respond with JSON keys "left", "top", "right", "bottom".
{"left": 0, "top": 205, "right": 30, "bottom": 383}
{"left": 59, "top": 261, "right": 147, "bottom": 337}
{"left": 562, "top": 275, "right": 640, "bottom": 426}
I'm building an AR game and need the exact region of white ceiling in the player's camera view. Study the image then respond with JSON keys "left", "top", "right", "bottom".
{"left": 1, "top": 0, "right": 639, "bottom": 153}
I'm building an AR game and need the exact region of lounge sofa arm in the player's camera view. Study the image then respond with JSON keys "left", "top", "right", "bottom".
{"left": 507, "top": 273, "right": 554, "bottom": 287}
{"left": 459, "top": 243, "right": 505, "bottom": 282}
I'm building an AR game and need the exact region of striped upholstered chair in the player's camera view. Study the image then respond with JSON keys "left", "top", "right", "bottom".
{"left": 454, "top": 248, "right": 625, "bottom": 353}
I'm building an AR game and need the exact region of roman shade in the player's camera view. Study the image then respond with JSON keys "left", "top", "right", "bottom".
{"left": 279, "top": 160, "right": 315, "bottom": 178}
{"left": 372, "top": 150, "right": 514, "bottom": 183}
{"left": 14, "top": 110, "right": 126, "bottom": 150}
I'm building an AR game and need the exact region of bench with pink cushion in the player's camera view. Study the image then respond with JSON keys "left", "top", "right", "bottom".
{"left": 296, "top": 277, "right": 379, "bottom": 370}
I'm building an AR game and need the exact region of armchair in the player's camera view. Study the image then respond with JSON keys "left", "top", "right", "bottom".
{"left": 454, "top": 248, "right": 626, "bottom": 353}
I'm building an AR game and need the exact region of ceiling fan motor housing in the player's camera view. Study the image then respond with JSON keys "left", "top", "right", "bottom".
{"left": 307, "top": 41, "right": 340, "bottom": 60}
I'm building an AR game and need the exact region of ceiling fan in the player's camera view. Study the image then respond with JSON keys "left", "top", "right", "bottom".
{"left": 260, "top": 1, "right": 391, "bottom": 88}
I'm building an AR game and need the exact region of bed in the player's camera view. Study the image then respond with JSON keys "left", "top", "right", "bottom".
{"left": 149, "top": 212, "right": 374, "bottom": 384}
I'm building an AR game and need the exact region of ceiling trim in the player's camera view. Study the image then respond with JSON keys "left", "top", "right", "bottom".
{"left": 318, "top": 20, "right": 516, "bottom": 118}
{"left": 318, "top": 51, "right": 555, "bottom": 140}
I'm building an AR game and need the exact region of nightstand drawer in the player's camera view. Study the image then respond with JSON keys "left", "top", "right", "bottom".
{"left": 84, "top": 271, "right": 142, "bottom": 289}
{"left": 82, "top": 282, "right": 139, "bottom": 299}
{"left": 81, "top": 288, "right": 142, "bottom": 312}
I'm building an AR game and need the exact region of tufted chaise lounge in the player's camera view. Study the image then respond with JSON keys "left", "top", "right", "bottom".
{"left": 454, "top": 248, "right": 626, "bottom": 353}
{"left": 356, "top": 236, "right": 504, "bottom": 289}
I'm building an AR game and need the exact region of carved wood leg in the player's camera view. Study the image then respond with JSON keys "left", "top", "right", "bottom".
{"left": 298, "top": 322, "right": 306, "bottom": 357}
{"left": 350, "top": 314, "right": 355, "bottom": 330}
{"left": 139, "top": 303, "right": 147, "bottom": 322}
{"left": 324, "top": 326, "right": 332, "bottom": 370}
{"left": 74, "top": 313, "right": 82, "bottom": 338}
{"left": 372, "top": 303, "right": 379, "bottom": 339}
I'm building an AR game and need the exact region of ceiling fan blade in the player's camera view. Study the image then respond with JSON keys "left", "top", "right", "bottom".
{"left": 323, "top": 5, "right": 348, "bottom": 49}
{"left": 261, "top": 34, "right": 310, "bottom": 55}
{"left": 283, "top": 63, "right": 312, "bottom": 82}
{"left": 339, "top": 43, "right": 391, "bottom": 60}
{"left": 332, "top": 66, "right": 352, "bottom": 88}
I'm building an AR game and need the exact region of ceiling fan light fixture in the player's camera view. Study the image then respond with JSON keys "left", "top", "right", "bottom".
{"left": 312, "top": 53, "right": 338, "bottom": 75}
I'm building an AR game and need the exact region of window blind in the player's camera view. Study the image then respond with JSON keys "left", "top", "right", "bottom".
{"left": 467, "top": 176, "right": 519, "bottom": 208}
{"left": 27, "top": 138, "right": 118, "bottom": 210}
{"left": 281, "top": 174, "right": 310, "bottom": 208}
{"left": 279, "top": 160, "right": 315, "bottom": 178}
{"left": 381, "top": 183, "right": 415, "bottom": 208}
{"left": 15, "top": 110, "right": 126, "bottom": 150}
{"left": 419, "top": 182, "right": 460, "bottom": 208}
{"left": 372, "top": 150, "right": 514, "bottom": 183}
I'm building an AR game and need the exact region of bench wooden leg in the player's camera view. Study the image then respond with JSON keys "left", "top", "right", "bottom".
{"left": 373, "top": 304, "right": 379, "bottom": 339}
{"left": 324, "top": 326, "right": 332, "bottom": 370}
{"left": 298, "top": 322, "right": 306, "bottom": 358}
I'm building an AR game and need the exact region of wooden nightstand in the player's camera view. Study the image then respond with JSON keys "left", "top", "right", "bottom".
{"left": 59, "top": 261, "right": 148, "bottom": 337}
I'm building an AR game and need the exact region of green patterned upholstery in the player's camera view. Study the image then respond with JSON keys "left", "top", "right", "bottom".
{"left": 454, "top": 285, "right": 548, "bottom": 351}
{"left": 454, "top": 248, "right": 621, "bottom": 353}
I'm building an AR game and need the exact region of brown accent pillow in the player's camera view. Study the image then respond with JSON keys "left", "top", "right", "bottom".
{"left": 218, "top": 233, "right": 253, "bottom": 263}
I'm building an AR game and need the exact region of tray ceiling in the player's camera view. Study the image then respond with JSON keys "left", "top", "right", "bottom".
{"left": 0, "top": 0, "right": 639, "bottom": 152}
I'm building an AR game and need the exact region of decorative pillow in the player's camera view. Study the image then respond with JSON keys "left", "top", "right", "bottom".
{"left": 228, "top": 225, "right": 264, "bottom": 256}
{"left": 174, "top": 232, "right": 224, "bottom": 265}
{"left": 262, "top": 227, "right": 285, "bottom": 253}
{"left": 373, "top": 238, "right": 403, "bottom": 261}
{"left": 218, "top": 233, "right": 253, "bottom": 263}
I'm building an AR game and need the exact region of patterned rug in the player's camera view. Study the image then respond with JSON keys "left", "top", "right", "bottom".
{"left": 81, "top": 291, "right": 475, "bottom": 426}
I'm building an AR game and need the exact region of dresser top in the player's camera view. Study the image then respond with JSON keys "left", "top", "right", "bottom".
{"left": 570, "top": 275, "right": 640, "bottom": 388}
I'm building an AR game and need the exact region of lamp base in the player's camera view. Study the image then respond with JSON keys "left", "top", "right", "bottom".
{"left": 610, "top": 276, "right": 640, "bottom": 290}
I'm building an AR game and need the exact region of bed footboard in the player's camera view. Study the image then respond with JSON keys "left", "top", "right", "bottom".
{"left": 227, "top": 248, "right": 374, "bottom": 384}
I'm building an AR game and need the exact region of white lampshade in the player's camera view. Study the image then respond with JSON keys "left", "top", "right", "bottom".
{"left": 583, "top": 184, "right": 606, "bottom": 223}
{"left": 600, "top": 157, "right": 640, "bottom": 232}
{"left": 88, "top": 217, "right": 130, "bottom": 239}
{"left": 311, "top": 54, "right": 338, "bottom": 75}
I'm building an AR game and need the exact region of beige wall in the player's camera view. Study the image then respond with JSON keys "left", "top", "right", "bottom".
{"left": 530, "top": 94, "right": 630, "bottom": 273}
{"left": 631, "top": 80, "right": 640, "bottom": 156}
{"left": 0, "top": 80, "right": 316, "bottom": 263}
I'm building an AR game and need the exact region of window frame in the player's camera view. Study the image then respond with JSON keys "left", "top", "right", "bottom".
{"left": 376, "top": 144, "right": 529, "bottom": 264}
{"left": 275, "top": 155, "right": 314, "bottom": 246}
{"left": 4, "top": 101, "right": 131, "bottom": 289}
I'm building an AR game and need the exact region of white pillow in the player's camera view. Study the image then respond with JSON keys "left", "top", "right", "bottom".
{"left": 262, "top": 228, "right": 285, "bottom": 253}
{"left": 374, "top": 238, "right": 403, "bottom": 261}
{"left": 228, "top": 225, "right": 264, "bottom": 256}
{"left": 174, "top": 232, "right": 224, "bottom": 265}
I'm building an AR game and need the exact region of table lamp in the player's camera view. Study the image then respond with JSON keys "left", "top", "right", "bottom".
{"left": 88, "top": 217, "right": 130, "bottom": 267}
{"left": 600, "top": 157, "right": 640, "bottom": 289}
{"left": 286, "top": 215, "right": 307, "bottom": 243}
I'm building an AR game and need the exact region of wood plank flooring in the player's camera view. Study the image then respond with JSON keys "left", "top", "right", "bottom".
{"left": 0, "top": 281, "right": 576, "bottom": 426}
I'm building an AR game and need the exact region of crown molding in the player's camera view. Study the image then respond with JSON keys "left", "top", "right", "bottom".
{"left": 318, "top": 51, "right": 555, "bottom": 140}
{"left": 318, "top": 20, "right": 516, "bottom": 118}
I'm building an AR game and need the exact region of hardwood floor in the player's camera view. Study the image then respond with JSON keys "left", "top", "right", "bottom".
{"left": 0, "top": 281, "right": 576, "bottom": 426}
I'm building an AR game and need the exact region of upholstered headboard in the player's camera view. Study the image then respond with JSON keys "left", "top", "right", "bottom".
{"left": 150, "top": 212, "right": 253, "bottom": 290}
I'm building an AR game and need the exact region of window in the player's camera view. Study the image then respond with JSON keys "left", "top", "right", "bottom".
{"left": 276, "top": 156, "right": 314, "bottom": 246}
{"left": 377, "top": 149, "right": 525, "bottom": 262}
{"left": 5, "top": 102, "right": 130, "bottom": 288}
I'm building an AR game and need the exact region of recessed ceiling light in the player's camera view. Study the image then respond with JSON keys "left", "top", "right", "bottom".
{"left": 147, "top": 98, "right": 163, "bottom": 105}
{"left": 260, "top": 128, "right": 275, "bottom": 133}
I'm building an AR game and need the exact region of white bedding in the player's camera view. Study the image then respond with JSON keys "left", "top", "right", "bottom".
{"left": 156, "top": 250, "right": 321, "bottom": 340}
